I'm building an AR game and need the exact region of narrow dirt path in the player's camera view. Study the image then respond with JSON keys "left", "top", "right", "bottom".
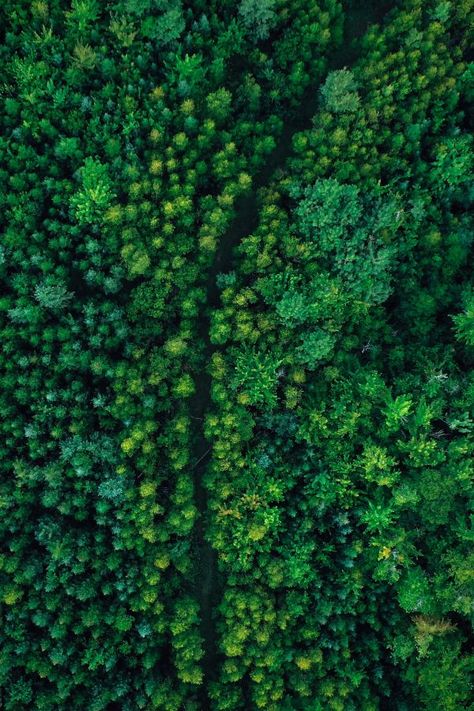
{"left": 189, "top": 2, "right": 397, "bottom": 707}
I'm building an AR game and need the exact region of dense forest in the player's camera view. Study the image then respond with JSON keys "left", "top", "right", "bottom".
{"left": 0, "top": 0, "right": 472, "bottom": 709}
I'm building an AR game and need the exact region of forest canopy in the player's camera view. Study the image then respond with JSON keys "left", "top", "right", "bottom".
{"left": 0, "top": 0, "right": 472, "bottom": 709}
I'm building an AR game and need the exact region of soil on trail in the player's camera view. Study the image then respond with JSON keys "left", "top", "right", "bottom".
{"left": 188, "top": 2, "right": 397, "bottom": 707}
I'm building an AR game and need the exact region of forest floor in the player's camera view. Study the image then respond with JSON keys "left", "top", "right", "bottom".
{"left": 188, "top": 1, "right": 397, "bottom": 706}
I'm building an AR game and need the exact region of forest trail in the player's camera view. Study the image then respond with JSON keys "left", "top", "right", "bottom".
{"left": 188, "top": 1, "right": 397, "bottom": 707}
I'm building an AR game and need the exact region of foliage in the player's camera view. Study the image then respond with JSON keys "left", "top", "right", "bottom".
{"left": 0, "top": 0, "right": 472, "bottom": 708}
{"left": 233, "top": 347, "right": 282, "bottom": 408}
{"left": 320, "top": 69, "right": 360, "bottom": 113}
{"left": 70, "top": 158, "right": 115, "bottom": 224}
{"left": 238, "top": 0, "right": 277, "bottom": 42}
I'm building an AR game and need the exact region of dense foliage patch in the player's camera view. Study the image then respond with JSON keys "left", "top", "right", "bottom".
{"left": 0, "top": 1, "right": 472, "bottom": 709}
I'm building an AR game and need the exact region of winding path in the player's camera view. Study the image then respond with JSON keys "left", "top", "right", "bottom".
{"left": 189, "top": 2, "right": 397, "bottom": 706}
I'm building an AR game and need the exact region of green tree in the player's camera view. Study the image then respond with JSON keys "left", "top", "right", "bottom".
{"left": 238, "top": 0, "right": 277, "bottom": 43}
{"left": 320, "top": 69, "right": 360, "bottom": 113}
{"left": 71, "top": 158, "right": 115, "bottom": 224}
{"left": 234, "top": 347, "right": 282, "bottom": 408}
{"left": 34, "top": 280, "right": 74, "bottom": 310}
{"left": 453, "top": 292, "right": 474, "bottom": 345}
